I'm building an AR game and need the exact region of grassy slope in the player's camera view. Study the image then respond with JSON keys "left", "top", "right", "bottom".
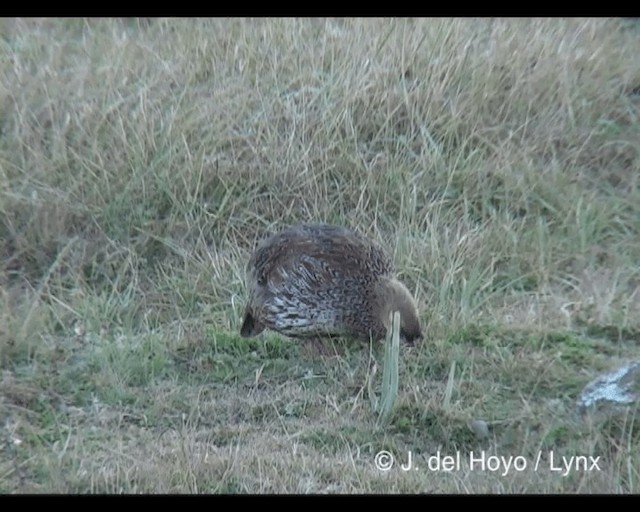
{"left": 1, "top": 18, "right": 639, "bottom": 493}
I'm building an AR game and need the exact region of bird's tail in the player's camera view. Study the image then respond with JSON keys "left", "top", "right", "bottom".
{"left": 240, "top": 310, "right": 263, "bottom": 338}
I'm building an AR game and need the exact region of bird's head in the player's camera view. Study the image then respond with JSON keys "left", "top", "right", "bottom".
{"left": 375, "top": 277, "right": 423, "bottom": 345}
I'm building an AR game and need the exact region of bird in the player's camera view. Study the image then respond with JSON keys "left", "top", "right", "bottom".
{"left": 239, "top": 223, "right": 422, "bottom": 346}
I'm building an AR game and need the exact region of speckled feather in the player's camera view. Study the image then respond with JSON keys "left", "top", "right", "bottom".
{"left": 240, "top": 223, "right": 422, "bottom": 343}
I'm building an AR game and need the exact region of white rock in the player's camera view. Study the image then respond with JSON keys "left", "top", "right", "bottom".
{"left": 577, "top": 360, "right": 640, "bottom": 415}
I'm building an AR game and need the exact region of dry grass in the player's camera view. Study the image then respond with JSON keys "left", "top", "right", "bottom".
{"left": 1, "top": 17, "right": 640, "bottom": 494}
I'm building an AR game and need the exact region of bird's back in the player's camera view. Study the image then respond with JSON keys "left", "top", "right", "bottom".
{"left": 248, "top": 223, "right": 393, "bottom": 286}
{"left": 242, "top": 223, "right": 394, "bottom": 338}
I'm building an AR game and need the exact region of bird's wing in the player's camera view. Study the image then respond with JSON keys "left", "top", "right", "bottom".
{"left": 248, "top": 227, "right": 393, "bottom": 289}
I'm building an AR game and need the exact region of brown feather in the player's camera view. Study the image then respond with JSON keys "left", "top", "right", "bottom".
{"left": 240, "top": 223, "right": 422, "bottom": 344}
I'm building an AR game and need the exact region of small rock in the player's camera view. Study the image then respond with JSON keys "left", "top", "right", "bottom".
{"left": 576, "top": 359, "right": 640, "bottom": 416}
{"left": 73, "top": 321, "right": 85, "bottom": 337}
{"left": 468, "top": 419, "right": 490, "bottom": 439}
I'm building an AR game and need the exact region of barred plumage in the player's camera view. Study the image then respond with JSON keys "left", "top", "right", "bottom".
{"left": 240, "top": 223, "right": 422, "bottom": 345}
